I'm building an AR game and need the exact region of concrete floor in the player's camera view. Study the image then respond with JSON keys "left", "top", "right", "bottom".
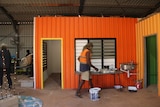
{"left": 11, "top": 74, "right": 160, "bottom": 107}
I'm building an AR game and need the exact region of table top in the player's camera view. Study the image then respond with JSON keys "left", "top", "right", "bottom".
{"left": 76, "top": 70, "right": 123, "bottom": 75}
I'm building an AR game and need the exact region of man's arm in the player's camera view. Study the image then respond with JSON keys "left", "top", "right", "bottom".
{"left": 86, "top": 51, "right": 98, "bottom": 71}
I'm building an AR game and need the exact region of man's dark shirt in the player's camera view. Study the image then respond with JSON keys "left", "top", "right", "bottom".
{"left": 0, "top": 49, "right": 11, "bottom": 68}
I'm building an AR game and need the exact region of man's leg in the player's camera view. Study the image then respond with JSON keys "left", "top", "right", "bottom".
{"left": 89, "top": 79, "right": 93, "bottom": 88}
{"left": 89, "top": 72, "right": 93, "bottom": 88}
{"left": 0, "top": 69, "right": 3, "bottom": 87}
{"left": 76, "top": 80, "right": 85, "bottom": 97}
{"left": 6, "top": 68, "right": 12, "bottom": 88}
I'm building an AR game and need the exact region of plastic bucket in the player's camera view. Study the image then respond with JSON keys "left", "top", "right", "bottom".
{"left": 89, "top": 87, "right": 101, "bottom": 101}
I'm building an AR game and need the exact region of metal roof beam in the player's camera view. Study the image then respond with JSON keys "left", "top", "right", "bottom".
{"left": 115, "top": 0, "right": 126, "bottom": 16}
{"left": 79, "top": 0, "right": 85, "bottom": 15}
{"left": 145, "top": 1, "right": 160, "bottom": 17}
{"left": 0, "top": 6, "right": 18, "bottom": 34}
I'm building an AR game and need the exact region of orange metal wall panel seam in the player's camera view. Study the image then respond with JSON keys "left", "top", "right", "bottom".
{"left": 35, "top": 18, "right": 42, "bottom": 89}
{"left": 47, "top": 17, "right": 52, "bottom": 37}
{"left": 67, "top": 41, "right": 72, "bottom": 88}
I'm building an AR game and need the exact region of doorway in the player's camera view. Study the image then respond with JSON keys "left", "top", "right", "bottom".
{"left": 145, "top": 35, "right": 157, "bottom": 88}
{"left": 42, "top": 39, "right": 62, "bottom": 89}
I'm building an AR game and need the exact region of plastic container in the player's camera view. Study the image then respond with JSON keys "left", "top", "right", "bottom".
{"left": 135, "top": 80, "right": 143, "bottom": 89}
{"left": 128, "top": 86, "right": 137, "bottom": 92}
{"left": 18, "top": 95, "right": 42, "bottom": 107}
{"left": 114, "top": 85, "right": 123, "bottom": 89}
{"left": 89, "top": 87, "right": 101, "bottom": 101}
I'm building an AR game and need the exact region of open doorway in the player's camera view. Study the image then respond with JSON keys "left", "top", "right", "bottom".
{"left": 144, "top": 35, "right": 157, "bottom": 90}
{"left": 42, "top": 39, "right": 62, "bottom": 89}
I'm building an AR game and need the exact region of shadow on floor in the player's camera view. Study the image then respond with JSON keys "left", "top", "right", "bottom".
{"left": 44, "top": 73, "right": 61, "bottom": 90}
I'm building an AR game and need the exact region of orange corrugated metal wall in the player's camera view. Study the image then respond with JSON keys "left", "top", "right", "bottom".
{"left": 136, "top": 13, "right": 160, "bottom": 96}
{"left": 34, "top": 17, "right": 137, "bottom": 89}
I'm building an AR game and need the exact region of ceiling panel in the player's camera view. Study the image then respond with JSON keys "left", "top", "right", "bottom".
{"left": 0, "top": 0, "right": 160, "bottom": 23}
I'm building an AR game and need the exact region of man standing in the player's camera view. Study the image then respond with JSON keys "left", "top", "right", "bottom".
{"left": 25, "top": 50, "right": 33, "bottom": 77}
{"left": 26, "top": 50, "right": 31, "bottom": 56}
{"left": 75, "top": 42, "right": 98, "bottom": 98}
{"left": 0, "top": 43, "right": 12, "bottom": 88}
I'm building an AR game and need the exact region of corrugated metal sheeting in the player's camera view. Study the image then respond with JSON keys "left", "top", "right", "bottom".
{"left": 19, "top": 25, "right": 33, "bottom": 58}
{"left": 1, "top": 0, "right": 160, "bottom": 22}
{"left": 34, "top": 17, "right": 137, "bottom": 89}
{"left": 0, "top": 25, "right": 16, "bottom": 55}
{"left": 136, "top": 13, "right": 160, "bottom": 96}
{"left": 0, "top": 25, "right": 33, "bottom": 59}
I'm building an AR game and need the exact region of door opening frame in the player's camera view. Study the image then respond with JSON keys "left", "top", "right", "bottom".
{"left": 144, "top": 35, "right": 158, "bottom": 88}
{"left": 41, "top": 38, "right": 63, "bottom": 89}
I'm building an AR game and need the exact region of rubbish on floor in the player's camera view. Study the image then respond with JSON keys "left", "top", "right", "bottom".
{"left": 128, "top": 86, "right": 137, "bottom": 92}
{"left": 89, "top": 87, "right": 101, "bottom": 101}
{"left": 18, "top": 95, "right": 42, "bottom": 107}
{"left": 114, "top": 85, "right": 123, "bottom": 89}
{"left": 135, "top": 79, "right": 143, "bottom": 89}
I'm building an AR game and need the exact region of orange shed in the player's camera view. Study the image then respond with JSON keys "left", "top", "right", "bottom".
{"left": 33, "top": 17, "right": 137, "bottom": 90}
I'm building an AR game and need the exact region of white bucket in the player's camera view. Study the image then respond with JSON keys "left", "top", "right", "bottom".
{"left": 89, "top": 87, "right": 101, "bottom": 101}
